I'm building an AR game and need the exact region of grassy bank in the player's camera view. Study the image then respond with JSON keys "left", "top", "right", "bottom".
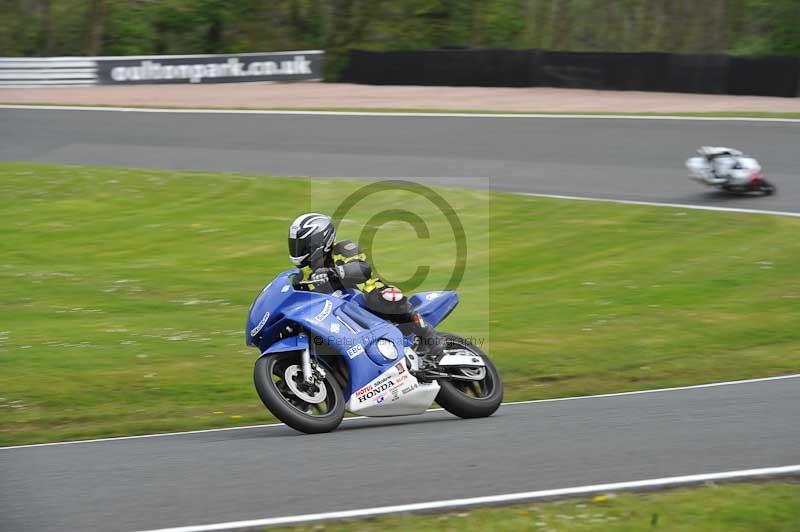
{"left": 278, "top": 481, "right": 800, "bottom": 531}
{"left": 1, "top": 162, "right": 799, "bottom": 445}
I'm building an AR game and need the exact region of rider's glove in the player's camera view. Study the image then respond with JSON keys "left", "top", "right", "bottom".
{"left": 309, "top": 268, "right": 337, "bottom": 293}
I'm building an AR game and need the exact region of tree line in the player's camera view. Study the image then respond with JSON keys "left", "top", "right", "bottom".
{"left": 1, "top": 0, "right": 798, "bottom": 75}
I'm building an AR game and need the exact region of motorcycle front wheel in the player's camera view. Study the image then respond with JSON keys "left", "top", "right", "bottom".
{"left": 435, "top": 333, "right": 504, "bottom": 418}
{"left": 254, "top": 352, "right": 345, "bottom": 434}
{"left": 756, "top": 179, "right": 777, "bottom": 196}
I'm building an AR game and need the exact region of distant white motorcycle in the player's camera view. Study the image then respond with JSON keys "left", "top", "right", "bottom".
{"left": 686, "top": 146, "right": 776, "bottom": 195}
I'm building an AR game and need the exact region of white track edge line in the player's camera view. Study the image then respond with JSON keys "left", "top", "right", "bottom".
{"left": 0, "top": 416, "right": 363, "bottom": 451}
{"left": 514, "top": 191, "right": 800, "bottom": 218}
{"left": 1, "top": 104, "right": 800, "bottom": 122}
{"left": 136, "top": 464, "right": 800, "bottom": 532}
{"left": 2, "top": 373, "right": 797, "bottom": 451}
{"left": 500, "top": 373, "right": 800, "bottom": 407}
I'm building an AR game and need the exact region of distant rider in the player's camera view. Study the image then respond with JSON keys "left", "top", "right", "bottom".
{"left": 698, "top": 146, "right": 743, "bottom": 182}
{"left": 287, "top": 212, "right": 444, "bottom": 365}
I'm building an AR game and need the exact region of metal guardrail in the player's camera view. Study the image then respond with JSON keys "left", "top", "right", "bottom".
{"left": 0, "top": 57, "right": 98, "bottom": 87}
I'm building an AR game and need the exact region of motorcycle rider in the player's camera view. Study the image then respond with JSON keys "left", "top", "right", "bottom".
{"left": 698, "top": 146, "right": 743, "bottom": 182}
{"left": 287, "top": 212, "right": 444, "bottom": 367}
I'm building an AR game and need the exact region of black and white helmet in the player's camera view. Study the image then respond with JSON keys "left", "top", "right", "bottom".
{"left": 288, "top": 213, "right": 336, "bottom": 267}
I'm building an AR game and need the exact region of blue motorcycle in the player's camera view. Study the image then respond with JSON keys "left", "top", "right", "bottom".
{"left": 246, "top": 270, "right": 503, "bottom": 433}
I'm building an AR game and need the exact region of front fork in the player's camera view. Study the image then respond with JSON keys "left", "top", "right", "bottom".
{"left": 299, "top": 332, "right": 325, "bottom": 384}
{"left": 298, "top": 332, "right": 314, "bottom": 384}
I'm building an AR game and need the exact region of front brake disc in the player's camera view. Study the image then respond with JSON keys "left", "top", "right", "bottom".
{"left": 284, "top": 365, "right": 327, "bottom": 404}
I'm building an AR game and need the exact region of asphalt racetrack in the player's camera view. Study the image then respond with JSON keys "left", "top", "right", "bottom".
{"left": 2, "top": 377, "right": 799, "bottom": 532}
{"left": 0, "top": 107, "right": 799, "bottom": 212}
{"left": 1, "top": 107, "right": 799, "bottom": 532}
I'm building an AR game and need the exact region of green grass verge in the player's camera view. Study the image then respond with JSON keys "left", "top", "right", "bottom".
{"left": 1, "top": 162, "right": 799, "bottom": 445}
{"left": 277, "top": 481, "right": 800, "bottom": 531}
{"left": 1, "top": 102, "right": 799, "bottom": 119}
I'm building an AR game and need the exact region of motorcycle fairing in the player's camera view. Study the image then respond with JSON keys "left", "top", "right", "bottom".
{"left": 347, "top": 357, "right": 440, "bottom": 417}
{"left": 246, "top": 271, "right": 411, "bottom": 397}
{"left": 409, "top": 291, "right": 459, "bottom": 328}
{"left": 686, "top": 156, "right": 762, "bottom": 186}
{"left": 245, "top": 271, "right": 294, "bottom": 347}
{"left": 347, "top": 289, "right": 460, "bottom": 330}
{"left": 263, "top": 335, "right": 308, "bottom": 355}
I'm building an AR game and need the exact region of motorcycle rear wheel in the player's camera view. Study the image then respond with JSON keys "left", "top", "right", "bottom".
{"left": 435, "top": 333, "right": 503, "bottom": 418}
{"left": 254, "top": 352, "right": 345, "bottom": 434}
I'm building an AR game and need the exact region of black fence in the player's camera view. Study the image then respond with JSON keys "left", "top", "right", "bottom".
{"left": 340, "top": 49, "right": 800, "bottom": 97}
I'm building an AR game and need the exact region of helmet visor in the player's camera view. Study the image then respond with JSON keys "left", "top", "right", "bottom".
{"left": 288, "top": 230, "right": 329, "bottom": 265}
{"left": 287, "top": 236, "right": 302, "bottom": 259}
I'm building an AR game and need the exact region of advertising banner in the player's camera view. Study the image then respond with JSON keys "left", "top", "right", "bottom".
{"left": 96, "top": 50, "right": 323, "bottom": 85}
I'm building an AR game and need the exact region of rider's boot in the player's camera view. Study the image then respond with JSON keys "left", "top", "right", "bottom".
{"left": 408, "top": 314, "right": 444, "bottom": 380}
